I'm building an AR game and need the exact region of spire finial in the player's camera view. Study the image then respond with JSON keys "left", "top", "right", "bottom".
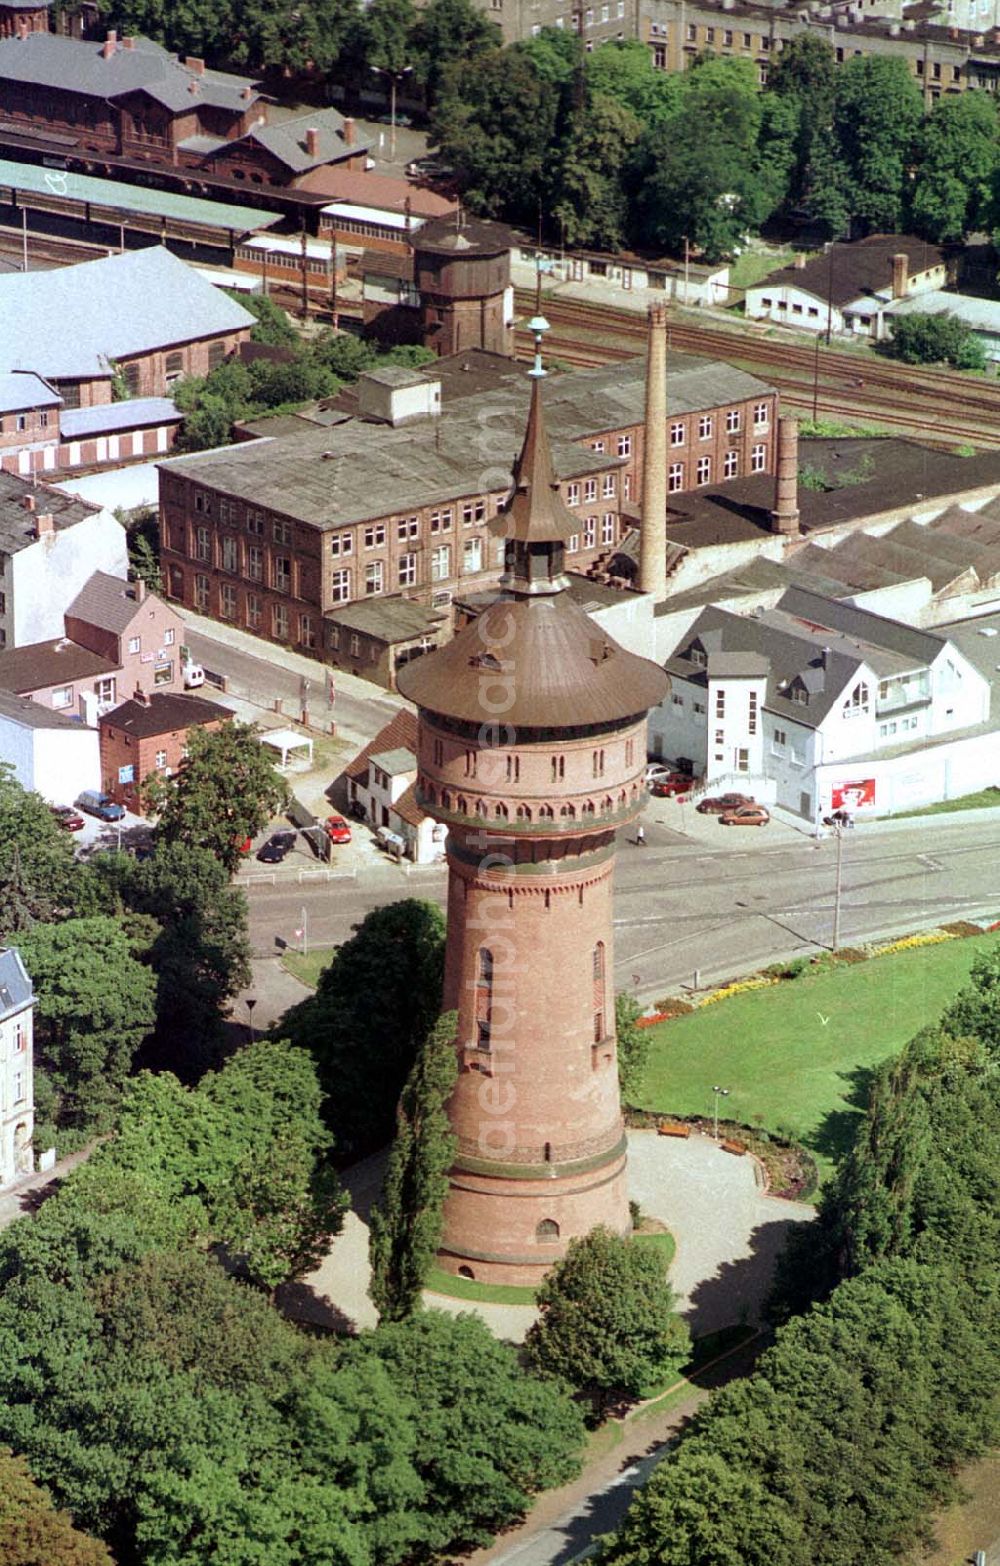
{"left": 493, "top": 372, "right": 578, "bottom": 596}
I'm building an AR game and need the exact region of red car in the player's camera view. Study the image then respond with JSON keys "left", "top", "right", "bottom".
{"left": 649, "top": 772, "right": 694, "bottom": 798}
{"left": 324, "top": 814, "right": 352, "bottom": 844}
{"left": 696, "top": 792, "right": 755, "bottom": 816}
{"left": 720, "top": 805, "right": 770, "bottom": 828}
{"left": 49, "top": 805, "right": 85, "bottom": 832}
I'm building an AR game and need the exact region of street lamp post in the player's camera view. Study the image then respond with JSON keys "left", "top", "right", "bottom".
{"left": 832, "top": 821, "right": 844, "bottom": 952}
{"left": 712, "top": 1084, "right": 730, "bottom": 1142}
{"left": 372, "top": 65, "right": 413, "bottom": 161}
{"left": 245, "top": 996, "right": 257, "bottom": 1044}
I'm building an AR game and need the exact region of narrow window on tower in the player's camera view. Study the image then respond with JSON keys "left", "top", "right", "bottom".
{"left": 475, "top": 948, "right": 493, "bottom": 1050}
{"left": 593, "top": 941, "right": 606, "bottom": 1041}
{"left": 625, "top": 737, "right": 635, "bottom": 767}
{"left": 465, "top": 749, "right": 477, "bottom": 777}
{"left": 551, "top": 755, "right": 565, "bottom": 782}
{"left": 433, "top": 738, "right": 444, "bottom": 766}
{"left": 592, "top": 748, "right": 605, "bottom": 778}
{"left": 506, "top": 754, "right": 520, "bottom": 782}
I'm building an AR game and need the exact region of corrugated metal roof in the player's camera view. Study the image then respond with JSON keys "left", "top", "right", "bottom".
{"left": 0, "top": 157, "right": 281, "bottom": 232}
{"left": 0, "top": 246, "right": 254, "bottom": 379}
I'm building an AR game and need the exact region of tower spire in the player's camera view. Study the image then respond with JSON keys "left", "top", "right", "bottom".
{"left": 496, "top": 376, "right": 577, "bottom": 596}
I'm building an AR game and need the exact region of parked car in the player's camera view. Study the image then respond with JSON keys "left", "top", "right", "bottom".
{"left": 696, "top": 792, "right": 755, "bottom": 815}
{"left": 649, "top": 772, "right": 694, "bottom": 798}
{"left": 324, "top": 814, "right": 352, "bottom": 844}
{"left": 256, "top": 830, "right": 296, "bottom": 863}
{"left": 719, "top": 805, "right": 770, "bottom": 827}
{"left": 49, "top": 804, "right": 85, "bottom": 832}
{"left": 76, "top": 789, "right": 125, "bottom": 822}
{"left": 182, "top": 660, "right": 205, "bottom": 690}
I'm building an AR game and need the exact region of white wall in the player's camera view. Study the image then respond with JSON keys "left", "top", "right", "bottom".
{"left": 648, "top": 676, "right": 708, "bottom": 767}
{"left": 0, "top": 996, "right": 33, "bottom": 1188}
{"left": 0, "top": 712, "right": 34, "bottom": 790}
{"left": 33, "top": 725, "right": 100, "bottom": 803}
{"left": 816, "top": 729, "right": 1000, "bottom": 818}
{"left": 745, "top": 282, "right": 839, "bottom": 334}
{"left": 591, "top": 591, "right": 657, "bottom": 657}
{"left": 11, "top": 509, "right": 128, "bottom": 645}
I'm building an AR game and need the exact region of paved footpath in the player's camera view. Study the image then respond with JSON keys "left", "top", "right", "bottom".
{"left": 465, "top": 1334, "right": 764, "bottom": 1566}
{"left": 0, "top": 1144, "right": 96, "bottom": 1232}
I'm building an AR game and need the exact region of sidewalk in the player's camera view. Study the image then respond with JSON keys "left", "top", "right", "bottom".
{"left": 0, "top": 1143, "right": 96, "bottom": 1231}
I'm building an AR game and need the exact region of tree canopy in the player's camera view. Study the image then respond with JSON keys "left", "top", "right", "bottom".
{"left": 145, "top": 719, "right": 289, "bottom": 873}
{"left": 526, "top": 1226, "right": 689, "bottom": 1411}
{"left": 279, "top": 898, "right": 446, "bottom": 1157}
{"left": 885, "top": 311, "right": 986, "bottom": 371}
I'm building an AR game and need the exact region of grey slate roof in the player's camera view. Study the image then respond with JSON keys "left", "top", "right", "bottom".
{"left": 665, "top": 589, "right": 948, "bottom": 730}
{"left": 0, "top": 472, "right": 98, "bottom": 556}
{"left": 0, "top": 687, "right": 89, "bottom": 730}
{"left": 0, "top": 246, "right": 253, "bottom": 380}
{"left": 244, "top": 108, "right": 369, "bottom": 172}
{"left": 66, "top": 570, "right": 147, "bottom": 633}
{"left": 0, "top": 370, "right": 61, "bottom": 413}
{"left": 0, "top": 948, "right": 32, "bottom": 1021}
{"left": 0, "top": 32, "right": 259, "bottom": 115}
{"left": 60, "top": 398, "right": 181, "bottom": 439}
{"left": 755, "top": 234, "right": 948, "bottom": 309}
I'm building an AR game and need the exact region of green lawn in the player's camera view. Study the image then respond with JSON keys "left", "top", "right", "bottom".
{"left": 636, "top": 934, "right": 999, "bottom": 1183}
{"left": 888, "top": 787, "right": 1000, "bottom": 819}
{"left": 282, "top": 946, "right": 336, "bottom": 988}
{"left": 727, "top": 248, "right": 795, "bottom": 291}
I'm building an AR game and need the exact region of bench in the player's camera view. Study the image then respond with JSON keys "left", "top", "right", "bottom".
{"left": 721, "top": 1138, "right": 747, "bottom": 1156}
{"left": 657, "top": 1121, "right": 691, "bottom": 1139}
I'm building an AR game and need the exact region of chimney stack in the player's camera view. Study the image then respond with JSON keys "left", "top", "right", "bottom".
{"left": 102, "top": 29, "right": 117, "bottom": 58}
{"left": 891, "top": 252, "right": 909, "bottom": 300}
{"left": 638, "top": 305, "right": 668, "bottom": 599}
{"left": 133, "top": 685, "right": 149, "bottom": 706}
{"left": 185, "top": 55, "right": 205, "bottom": 74}
{"left": 133, "top": 577, "right": 146, "bottom": 604}
{"left": 343, "top": 116, "right": 356, "bottom": 147}
{"left": 770, "top": 416, "right": 800, "bottom": 537}
{"left": 22, "top": 493, "right": 36, "bottom": 512}
{"left": 35, "top": 512, "right": 54, "bottom": 537}
{"left": 305, "top": 126, "right": 319, "bottom": 158}
{"left": 122, "top": 35, "right": 135, "bottom": 48}
{"left": 241, "top": 84, "right": 253, "bottom": 100}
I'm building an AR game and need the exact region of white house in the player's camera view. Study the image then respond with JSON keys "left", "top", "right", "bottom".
{"left": 0, "top": 688, "right": 100, "bottom": 803}
{"left": 342, "top": 707, "right": 445, "bottom": 864}
{"left": 0, "top": 472, "right": 127, "bottom": 647}
{"left": 746, "top": 236, "right": 949, "bottom": 341}
{"left": 0, "top": 947, "right": 34, "bottom": 1189}
{"left": 652, "top": 586, "right": 990, "bottom": 819}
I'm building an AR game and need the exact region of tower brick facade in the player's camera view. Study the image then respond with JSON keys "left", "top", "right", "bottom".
{"left": 397, "top": 377, "right": 669, "bottom": 1286}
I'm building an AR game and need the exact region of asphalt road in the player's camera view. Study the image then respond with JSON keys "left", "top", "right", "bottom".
{"left": 245, "top": 813, "right": 1000, "bottom": 999}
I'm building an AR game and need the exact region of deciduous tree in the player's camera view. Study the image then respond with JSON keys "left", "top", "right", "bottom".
{"left": 912, "top": 92, "right": 1000, "bottom": 242}
{"left": 0, "top": 1446, "right": 112, "bottom": 1566}
{"left": 279, "top": 898, "right": 445, "bottom": 1156}
{"left": 145, "top": 719, "right": 289, "bottom": 873}
{"left": 0, "top": 766, "right": 79, "bottom": 935}
{"left": 526, "top": 1226, "right": 689, "bottom": 1411}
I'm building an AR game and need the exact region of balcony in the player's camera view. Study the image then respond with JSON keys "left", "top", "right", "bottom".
{"left": 876, "top": 674, "right": 931, "bottom": 716}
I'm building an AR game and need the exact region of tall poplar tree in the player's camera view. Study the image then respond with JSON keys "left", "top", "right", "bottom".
{"left": 369, "top": 1011, "right": 459, "bottom": 1321}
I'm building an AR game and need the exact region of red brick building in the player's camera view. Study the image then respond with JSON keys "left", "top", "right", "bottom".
{"left": 158, "top": 349, "right": 777, "bottom": 672}
{"left": 0, "top": 30, "right": 368, "bottom": 204}
{"left": 396, "top": 378, "right": 670, "bottom": 1285}
{"left": 0, "top": 0, "right": 48, "bottom": 39}
{"left": 98, "top": 688, "right": 229, "bottom": 807}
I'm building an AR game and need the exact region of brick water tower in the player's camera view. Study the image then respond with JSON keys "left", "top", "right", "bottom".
{"left": 396, "top": 376, "right": 669, "bottom": 1286}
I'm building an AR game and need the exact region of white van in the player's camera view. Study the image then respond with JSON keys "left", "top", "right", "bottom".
{"left": 182, "top": 660, "right": 205, "bottom": 689}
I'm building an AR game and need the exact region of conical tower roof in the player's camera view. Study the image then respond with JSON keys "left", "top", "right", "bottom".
{"left": 498, "top": 376, "right": 578, "bottom": 547}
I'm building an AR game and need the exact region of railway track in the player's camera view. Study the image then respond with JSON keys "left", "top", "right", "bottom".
{"left": 0, "top": 226, "right": 114, "bottom": 269}
{"left": 514, "top": 290, "right": 1000, "bottom": 448}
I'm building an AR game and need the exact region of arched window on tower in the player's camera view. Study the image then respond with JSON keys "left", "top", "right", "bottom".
{"left": 583, "top": 799, "right": 596, "bottom": 816}
{"left": 475, "top": 798, "right": 487, "bottom": 818}
{"left": 516, "top": 803, "right": 532, "bottom": 821}
{"left": 603, "top": 795, "right": 614, "bottom": 813}
{"left": 441, "top": 789, "right": 453, "bottom": 810}
{"left": 536, "top": 1219, "right": 560, "bottom": 1240}
{"left": 559, "top": 803, "right": 576, "bottom": 819}
{"left": 593, "top": 941, "right": 606, "bottom": 1042}
{"left": 457, "top": 794, "right": 468, "bottom": 814}
{"left": 475, "top": 948, "right": 493, "bottom": 1051}
{"left": 539, "top": 803, "right": 554, "bottom": 820}
{"left": 494, "top": 802, "right": 508, "bottom": 819}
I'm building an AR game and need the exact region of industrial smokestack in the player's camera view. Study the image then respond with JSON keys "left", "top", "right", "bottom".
{"left": 771, "top": 416, "right": 800, "bottom": 537}
{"left": 638, "top": 305, "right": 667, "bottom": 598}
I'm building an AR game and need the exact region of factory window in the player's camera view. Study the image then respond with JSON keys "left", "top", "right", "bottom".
{"left": 463, "top": 537, "right": 482, "bottom": 572}
{"left": 221, "top": 536, "right": 238, "bottom": 574}
{"left": 397, "top": 516, "right": 419, "bottom": 542}
{"left": 724, "top": 450, "right": 739, "bottom": 479}
{"left": 567, "top": 482, "right": 581, "bottom": 505}
{"left": 430, "top": 508, "right": 452, "bottom": 533}
{"left": 247, "top": 545, "right": 262, "bottom": 581}
{"left": 670, "top": 421, "right": 685, "bottom": 446}
{"left": 668, "top": 462, "right": 684, "bottom": 491}
{"left": 726, "top": 409, "right": 741, "bottom": 433}
{"left": 696, "top": 456, "right": 711, "bottom": 485}
{"left": 584, "top": 517, "right": 597, "bottom": 547}
{"left": 246, "top": 593, "right": 261, "bottom": 629}
{"left": 602, "top": 473, "right": 616, "bottom": 497}
{"left": 431, "top": 544, "right": 451, "bottom": 581}
{"left": 299, "top": 614, "right": 317, "bottom": 649}
{"left": 698, "top": 415, "right": 713, "bottom": 439}
{"left": 331, "top": 532, "right": 353, "bottom": 556}
{"left": 602, "top": 513, "right": 615, "bottom": 544}
{"left": 272, "top": 602, "right": 289, "bottom": 639}
{"left": 751, "top": 444, "right": 767, "bottom": 472}
{"left": 584, "top": 478, "right": 598, "bottom": 502}
{"left": 398, "top": 552, "right": 418, "bottom": 588}
{"left": 273, "top": 556, "right": 291, "bottom": 593}
{"left": 617, "top": 435, "right": 632, "bottom": 456}
{"left": 567, "top": 533, "right": 579, "bottom": 553}
{"left": 330, "top": 568, "right": 351, "bottom": 603}
{"left": 220, "top": 584, "right": 237, "bottom": 620}
{"left": 195, "top": 527, "right": 211, "bottom": 563}
{"left": 194, "top": 575, "right": 209, "bottom": 611}
{"left": 364, "top": 523, "right": 386, "bottom": 548}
